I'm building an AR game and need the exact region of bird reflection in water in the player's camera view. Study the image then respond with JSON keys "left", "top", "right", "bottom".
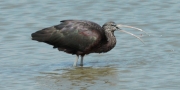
{"left": 36, "top": 67, "right": 118, "bottom": 90}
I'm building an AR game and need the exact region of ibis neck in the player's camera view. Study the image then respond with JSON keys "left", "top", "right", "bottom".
{"left": 100, "top": 31, "right": 116, "bottom": 52}
{"left": 92, "top": 30, "right": 116, "bottom": 53}
{"left": 104, "top": 31, "right": 116, "bottom": 52}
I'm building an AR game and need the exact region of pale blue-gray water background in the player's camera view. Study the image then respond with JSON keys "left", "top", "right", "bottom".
{"left": 0, "top": 0, "right": 180, "bottom": 90}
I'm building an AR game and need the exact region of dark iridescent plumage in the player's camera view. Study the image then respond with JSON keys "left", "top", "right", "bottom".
{"left": 31, "top": 20, "right": 145, "bottom": 66}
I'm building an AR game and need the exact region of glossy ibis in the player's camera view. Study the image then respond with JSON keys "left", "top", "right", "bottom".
{"left": 31, "top": 20, "right": 146, "bottom": 66}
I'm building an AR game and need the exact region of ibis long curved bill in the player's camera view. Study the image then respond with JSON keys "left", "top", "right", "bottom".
{"left": 116, "top": 24, "right": 146, "bottom": 44}
{"left": 116, "top": 24, "right": 148, "bottom": 35}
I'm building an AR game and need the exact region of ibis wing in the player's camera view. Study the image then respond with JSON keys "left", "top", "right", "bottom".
{"left": 32, "top": 20, "right": 103, "bottom": 52}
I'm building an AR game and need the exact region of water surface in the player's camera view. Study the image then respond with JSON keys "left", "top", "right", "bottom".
{"left": 0, "top": 0, "right": 180, "bottom": 90}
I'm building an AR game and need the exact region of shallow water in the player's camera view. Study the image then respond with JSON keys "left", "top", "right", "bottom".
{"left": 0, "top": 0, "right": 180, "bottom": 90}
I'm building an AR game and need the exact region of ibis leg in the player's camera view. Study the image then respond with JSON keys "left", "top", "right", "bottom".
{"left": 73, "top": 55, "right": 79, "bottom": 67}
{"left": 80, "top": 55, "right": 84, "bottom": 66}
